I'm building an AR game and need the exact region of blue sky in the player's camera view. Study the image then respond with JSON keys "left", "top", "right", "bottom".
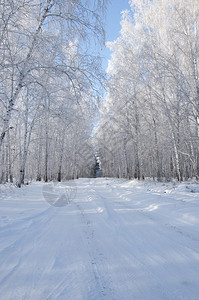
{"left": 103, "top": 0, "right": 131, "bottom": 69}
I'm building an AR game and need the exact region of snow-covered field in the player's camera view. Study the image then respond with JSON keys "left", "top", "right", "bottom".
{"left": 0, "top": 178, "right": 199, "bottom": 300}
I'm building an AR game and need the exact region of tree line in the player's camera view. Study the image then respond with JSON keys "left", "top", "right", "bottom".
{"left": 96, "top": 0, "right": 199, "bottom": 181}
{"left": 0, "top": 0, "right": 106, "bottom": 186}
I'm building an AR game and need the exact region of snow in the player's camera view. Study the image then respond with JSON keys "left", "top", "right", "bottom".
{"left": 0, "top": 178, "right": 199, "bottom": 300}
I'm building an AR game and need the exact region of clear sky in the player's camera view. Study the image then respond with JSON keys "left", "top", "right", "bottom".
{"left": 103, "top": 0, "right": 131, "bottom": 70}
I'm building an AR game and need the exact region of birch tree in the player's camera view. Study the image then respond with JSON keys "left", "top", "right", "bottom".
{"left": 0, "top": 0, "right": 107, "bottom": 185}
{"left": 96, "top": 0, "right": 199, "bottom": 181}
{"left": 0, "top": 0, "right": 107, "bottom": 152}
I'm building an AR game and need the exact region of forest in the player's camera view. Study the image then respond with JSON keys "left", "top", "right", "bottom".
{"left": 1, "top": 0, "right": 199, "bottom": 185}
{"left": 97, "top": 0, "right": 199, "bottom": 181}
{"left": 0, "top": 0, "right": 106, "bottom": 186}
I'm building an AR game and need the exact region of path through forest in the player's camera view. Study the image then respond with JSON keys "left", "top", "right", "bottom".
{"left": 0, "top": 178, "right": 199, "bottom": 299}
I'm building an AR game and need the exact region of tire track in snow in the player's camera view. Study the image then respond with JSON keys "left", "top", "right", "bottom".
{"left": 74, "top": 184, "right": 115, "bottom": 300}
{"left": 1, "top": 179, "right": 199, "bottom": 300}
{"left": 0, "top": 206, "right": 58, "bottom": 300}
{"left": 100, "top": 180, "right": 199, "bottom": 299}
{"left": 108, "top": 182, "right": 199, "bottom": 254}
{"left": 85, "top": 180, "right": 194, "bottom": 300}
{"left": 79, "top": 181, "right": 168, "bottom": 299}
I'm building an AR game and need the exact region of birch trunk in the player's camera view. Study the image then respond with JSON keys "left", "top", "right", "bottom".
{"left": 57, "top": 130, "right": 65, "bottom": 182}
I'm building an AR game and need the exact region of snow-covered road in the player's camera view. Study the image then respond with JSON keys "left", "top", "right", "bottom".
{"left": 0, "top": 178, "right": 199, "bottom": 300}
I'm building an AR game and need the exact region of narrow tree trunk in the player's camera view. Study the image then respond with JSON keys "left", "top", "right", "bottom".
{"left": 44, "top": 97, "right": 49, "bottom": 183}
{"left": 153, "top": 118, "right": 162, "bottom": 181}
{"left": 134, "top": 99, "right": 140, "bottom": 180}
{"left": 123, "top": 136, "right": 131, "bottom": 179}
{"left": 57, "top": 130, "right": 65, "bottom": 182}
{"left": 17, "top": 89, "right": 39, "bottom": 187}
{"left": 44, "top": 133, "right": 48, "bottom": 183}
{"left": 36, "top": 140, "right": 42, "bottom": 181}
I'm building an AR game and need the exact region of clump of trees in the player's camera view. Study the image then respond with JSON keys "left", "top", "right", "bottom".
{"left": 0, "top": 0, "right": 107, "bottom": 186}
{"left": 96, "top": 0, "right": 199, "bottom": 181}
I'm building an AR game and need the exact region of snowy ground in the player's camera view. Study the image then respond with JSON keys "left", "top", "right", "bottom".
{"left": 0, "top": 178, "right": 199, "bottom": 300}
